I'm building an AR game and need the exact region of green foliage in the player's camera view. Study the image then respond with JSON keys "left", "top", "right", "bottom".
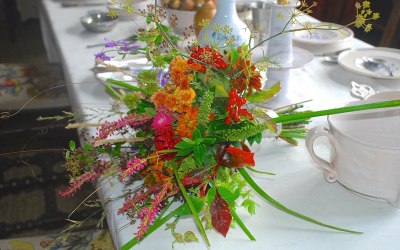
{"left": 179, "top": 155, "right": 196, "bottom": 176}
{"left": 197, "top": 90, "right": 214, "bottom": 126}
{"left": 175, "top": 128, "right": 216, "bottom": 167}
{"left": 122, "top": 92, "right": 141, "bottom": 109}
{"left": 247, "top": 82, "right": 280, "bottom": 103}
{"left": 137, "top": 69, "right": 162, "bottom": 96}
{"left": 217, "top": 123, "right": 269, "bottom": 142}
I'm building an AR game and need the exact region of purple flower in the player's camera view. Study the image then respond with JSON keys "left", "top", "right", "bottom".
{"left": 95, "top": 52, "right": 111, "bottom": 61}
{"left": 120, "top": 45, "right": 140, "bottom": 53}
{"left": 157, "top": 70, "right": 168, "bottom": 87}
{"left": 104, "top": 38, "right": 118, "bottom": 48}
{"left": 103, "top": 38, "right": 131, "bottom": 48}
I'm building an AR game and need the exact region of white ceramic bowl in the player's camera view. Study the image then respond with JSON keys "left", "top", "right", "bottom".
{"left": 306, "top": 100, "right": 400, "bottom": 207}
{"left": 80, "top": 10, "right": 118, "bottom": 33}
{"left": 365, "top": 91, "right": 400, "bottom": 101}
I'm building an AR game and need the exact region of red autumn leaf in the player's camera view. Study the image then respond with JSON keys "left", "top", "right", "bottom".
{"left": 210, "top": 191, "right": 232, "bottom": 237}
{"left": 222, "top": 146, "right": 255, "bottom": 168}
{"left": 182, "top": 177, "right": 201, "bottom": 186}
{"left": 181, "top": 167, "right": 209, "bottom": 187}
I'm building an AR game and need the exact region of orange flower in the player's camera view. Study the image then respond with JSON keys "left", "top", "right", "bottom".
{"left": 174, "top": 87, "right": 196, "bottom": 106}
{"left": 169, "top": 57, "right": 193, "bottom": 89}
{"left": 229, "top": 57, "right": 262, "bottom": 96}
{"left": 176, "top": 106, "right": 199, "bottom": 138}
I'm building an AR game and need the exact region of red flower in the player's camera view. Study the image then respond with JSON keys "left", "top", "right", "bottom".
{"left": 228, "top": 56, "right": 262, "bottom": 96}
{"left": 225, "top": 88, "right": 253, "bottom": 124}
{"left": 188, "top": 46, "right": 228, "bottom": 73}
{"left": 222, "top": 145, "right": 255, "bottom": 168}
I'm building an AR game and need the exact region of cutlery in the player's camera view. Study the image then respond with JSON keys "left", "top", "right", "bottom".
{"left": 86, "top": 35, "right": 138, "bottom": 48}
{"left": 61, "top": 1, "right": 106, "bottom": 7}
{"left": 322, "top": 48, "right": 350, "bottom": 63}
{"left": 350, "top": 81, "right": 375, "bottom": 100}
{"left": 361, "top": 56, "right": 394, "bottom": 77}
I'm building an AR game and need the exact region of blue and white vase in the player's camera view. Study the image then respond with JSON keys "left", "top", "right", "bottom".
{"left": 198, "top": 0, "right": 251, "bottom": 48}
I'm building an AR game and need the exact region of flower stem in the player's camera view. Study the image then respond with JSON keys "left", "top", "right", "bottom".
{"left": 119, "top": 201, "right": 183, "bottom": 250}
{"left": 273, "top": 100, "right": 400, "bottom": 123}
{"left": 238, "top": 168, "right": 362, "bottom": 234}
{"left": 231, "top": 208, "right": 256, "bottom": 241}
{"left": 172, "top": 161, "right": 211, "bottom": 247}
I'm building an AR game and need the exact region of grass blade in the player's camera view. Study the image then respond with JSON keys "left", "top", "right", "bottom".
{"left": 238, "top": 168, "right": 362, "bottom": 234}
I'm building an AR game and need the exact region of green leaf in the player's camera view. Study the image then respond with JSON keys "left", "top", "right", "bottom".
{"left": 154, "top": 35, "right": 163, "bottom": 45}
{"left": 273, "top": 100, "right": 400, "bottom": 124}
{"left": 174, "top": 196, "right": 204, "bottom": 216}
{"left": 176, "top": 147, "right": 194, "bottom": 157}
{"left": 230, "top": 49, "right": 239, "bottom": 65}
{"left": 245, "top": 166, "right": 275, "bottom": 176}
{"left": 192, "top": 128, "right": 202, "bottom": 140}
{"left": 247, "top": 82, "right": 280, "bottom": 103}
{"left": 69, "top": 140, "right": 76, "bottom": 151}
{"left": 182, "top": 138, "right": 194, "bottom": 143}
{"left": 120, "top": 202, "right": 184, "bottom": 250}
{"left": 241, "top": 199, "right": 256, "bottom": 215}
{"left": 175, "top": 140, "right": 194, "bottom": 150}
{"left": 172, "top": 162, "right": 210, "bottom": 247}
{"left": 207, "top": 186, "right": 216, "bottom": 206}
{"left": 158, "top": 23, "right": 170, "bottom": 33}
{"left": 247, "top": 132, "right": 262, "bottom": 146}
{"left": 194, "top": 144, "right": 207, "bottom": 166}
{"left": 184, "top": 231, "right": 199, "bottom": 242}
{"left": 144, "top": 107, "right": 156, "bottom": 116}
{"left": 83, "top": 143, "right": 93, "bottom": 151}
{"left": 105, "top": 84, "right": 121, "bottom": 99}
{"left": 238, "top": 168, "right": 362, "bottom": 234}
{"left": 218, "top": 186, "right": 240, "bottom": 206}
{"left": 202, "top": 137, "right": 216, "bottom": 145}
{"left": 106, "top": 78, "right": 141, "bottom": 91}
{"left": 231, "top": 208, "right": 256, "bottom": 241}
{"left": 173, "top": 232, "right": 184, "bottom": 243}
{"left": 146, "top": 13, "right": 152, "bottom": 24}
{"left": 65, "top": 151, "right": 70, "bottom": 159}
{"left": 213, "top": 83, "right": 229, "bottom": 97}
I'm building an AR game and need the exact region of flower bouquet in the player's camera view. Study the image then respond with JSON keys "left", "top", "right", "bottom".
{"left": 57, "top": 1, "right": 397, "bottom": 249}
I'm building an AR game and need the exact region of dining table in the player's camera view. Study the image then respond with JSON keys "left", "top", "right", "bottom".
{"left": 39, "top": 1, "right": 400, "bottom": 249}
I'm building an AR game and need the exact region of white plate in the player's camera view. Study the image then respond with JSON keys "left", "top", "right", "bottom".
{"left": 338, "top": 47, "right": 400, "bottom": 79}
{"left": 252, "top": 46, "right": 314, "bottom": 69}
{"left": 293, "top": 22, "right": 354, "bottom": 45}
{"left": 94, "top": 56, "right": 152, "bottom": 86}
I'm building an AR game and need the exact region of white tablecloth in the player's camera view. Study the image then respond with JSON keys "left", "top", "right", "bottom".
{"left": 39, "top": 1, "right": 400, "bottom": 249}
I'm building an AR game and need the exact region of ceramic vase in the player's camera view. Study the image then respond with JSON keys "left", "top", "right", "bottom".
{"left": 194, "top": 0, "right": 217, "bottom": 36}
{"left": 198, "top": 0, "right": 251, "bottom": 47}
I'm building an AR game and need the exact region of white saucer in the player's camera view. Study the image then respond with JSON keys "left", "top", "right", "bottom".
{"left": 94, "top": 56, "right": 152, "bottom": 86}
{"left": 293, "top": 22, "right": 354, "bottom": 45}
{"left": 338, "top": 47, "right": 400, "bottom": 79}
{"left": 252, "top": 46, "right": 314, "bottom": 69}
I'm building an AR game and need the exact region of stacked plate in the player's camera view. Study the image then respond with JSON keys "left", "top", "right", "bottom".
{"left": 292, "top": 22, "right": 354, "bottom": 56}
{"left": 338, "top": 48, "right": 400, "bottom": 80}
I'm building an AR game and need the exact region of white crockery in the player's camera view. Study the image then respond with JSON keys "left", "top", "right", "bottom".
{"left": 365, "top": 91, "right": 400, "bottom": 101}
{"left": 306, "top": 100, "right": 400, "bottom": 207}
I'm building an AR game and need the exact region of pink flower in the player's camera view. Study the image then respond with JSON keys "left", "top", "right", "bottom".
{"left": 151, "top": 110, "right": 173, "bottom": 132}
{"left": 58, "top": 172, "right": 98, "bottom": 197}
{"left": 119, "top": 156, "right": 147, "bottom": 182}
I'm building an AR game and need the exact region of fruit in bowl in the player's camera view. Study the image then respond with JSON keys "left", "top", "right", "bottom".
{"left": 164, "top": 0, "right": 203, "bottom": 36}
{"left": 107, "top": 0, "right": 149, "bottom": 20}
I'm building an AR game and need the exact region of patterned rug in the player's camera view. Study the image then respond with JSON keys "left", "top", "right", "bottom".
{"left": 0, "top": 229, "right": 114, "bottom": 250}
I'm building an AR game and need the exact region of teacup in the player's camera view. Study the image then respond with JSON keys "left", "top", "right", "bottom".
{"left": 306, "top": 100, "right": 400, "bottom": 207}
